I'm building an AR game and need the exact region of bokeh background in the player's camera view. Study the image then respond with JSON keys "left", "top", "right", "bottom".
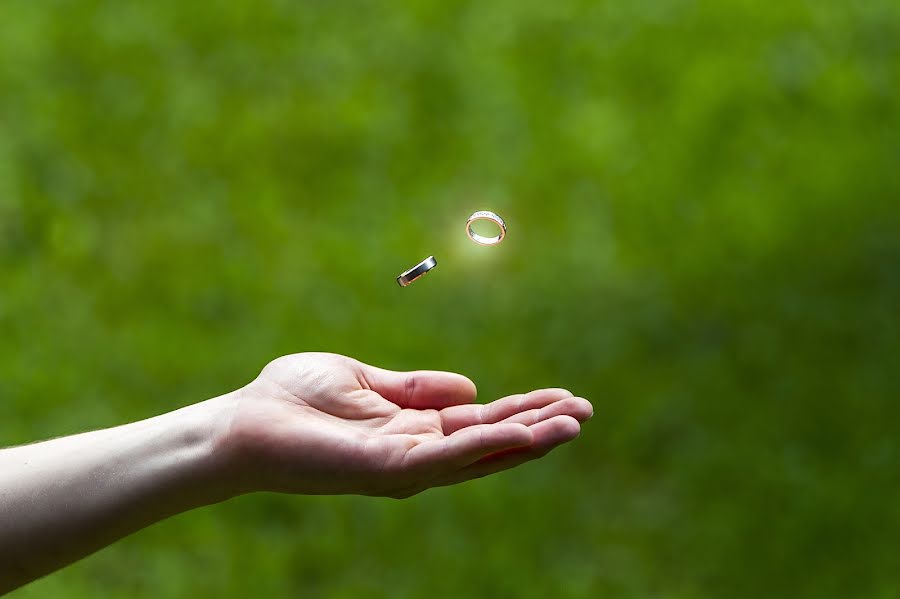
{"left": 2, "top": 0, "right": 898, "bottom": 597}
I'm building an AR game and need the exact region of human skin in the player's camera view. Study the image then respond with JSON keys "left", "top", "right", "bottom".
{"left": 0, "top": 352, "right": 593, "bottom": 593}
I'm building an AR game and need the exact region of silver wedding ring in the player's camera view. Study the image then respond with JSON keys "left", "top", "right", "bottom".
{"left": 466, "top": 210, "right": 507, "bottom": 245}
{"left": 397, "top": 255, "right": 437, "bottom": 287}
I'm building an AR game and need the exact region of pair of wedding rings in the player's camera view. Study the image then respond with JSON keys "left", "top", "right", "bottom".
{"left": 396, "top": 210, "right": 507, "bottom": 287}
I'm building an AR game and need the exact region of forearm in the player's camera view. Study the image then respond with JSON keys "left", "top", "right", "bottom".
{"left": 0, "top": 394, "right": 239, "bottom": 593}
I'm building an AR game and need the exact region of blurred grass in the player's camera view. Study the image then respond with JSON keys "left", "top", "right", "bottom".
{"left": 1, "top": 0, "right": 899, "bottom": 597}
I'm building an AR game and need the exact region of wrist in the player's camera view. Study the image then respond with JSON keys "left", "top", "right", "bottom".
{"left": 177, "top": 392, "right": 249, "bottom": 505}
{"left": 127, "top": 392, "right": 249, "bottom": 514}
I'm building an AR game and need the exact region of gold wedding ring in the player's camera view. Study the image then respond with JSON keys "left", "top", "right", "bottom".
{"left": 465, "top": 211, "right": 507, "bottom": 246}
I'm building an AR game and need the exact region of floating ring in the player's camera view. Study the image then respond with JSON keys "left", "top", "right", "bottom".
{"left": 397, "top": 256, "right": 437, "bottom": 287}
{"left": 465, "top": 211, "right": 507, "bottom": 246}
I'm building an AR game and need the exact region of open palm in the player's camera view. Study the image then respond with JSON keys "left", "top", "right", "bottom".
{"left": 226, "top": 353, "right": 593, "bottom": 498}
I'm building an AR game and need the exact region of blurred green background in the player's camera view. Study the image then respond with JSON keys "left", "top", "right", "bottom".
{"left": 1, "top": 0, "right": 898, "bottom": 597}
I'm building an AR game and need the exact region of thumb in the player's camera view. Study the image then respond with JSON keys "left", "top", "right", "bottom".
{"left": 360, "top": 363, "right": 477, "bottom": 410}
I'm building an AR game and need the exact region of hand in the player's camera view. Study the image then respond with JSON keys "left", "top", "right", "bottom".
{"left": 224, "top": 353, "right": 593, "bottom": 498}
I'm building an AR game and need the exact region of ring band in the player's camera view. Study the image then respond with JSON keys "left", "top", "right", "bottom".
{"left": 397, "top": 255, "right": 437, "bottom": 287}
{"left": 466, "top": 210, "right": 507, "bottom": 245}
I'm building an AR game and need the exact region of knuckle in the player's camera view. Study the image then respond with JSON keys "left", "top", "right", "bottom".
{"left": 404, "top": 374, "right": 418, "bottom": 405}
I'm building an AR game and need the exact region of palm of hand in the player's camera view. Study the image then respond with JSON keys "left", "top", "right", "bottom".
{"left": 228, "top": 353, "right": 592, "bottom": 498}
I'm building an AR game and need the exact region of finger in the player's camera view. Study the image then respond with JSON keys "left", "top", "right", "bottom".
{"left": 362, "top": 364, "right": 477, "bottom": 410}
{"left": 440, "top": 388, "right": 574, "bottom": 435}
{"left": 432, "top": 415, "right": 581, "bottom": 487}
{"left": 495, "top": 396, "right": 593, "bottom": 427}
{"left": 402, "top": 423, "right": 533, "bottom": 472}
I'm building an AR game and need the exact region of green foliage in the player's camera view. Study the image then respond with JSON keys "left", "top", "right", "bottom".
{"left": 2, "top": 0, "right": 898, "bottom": 596}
